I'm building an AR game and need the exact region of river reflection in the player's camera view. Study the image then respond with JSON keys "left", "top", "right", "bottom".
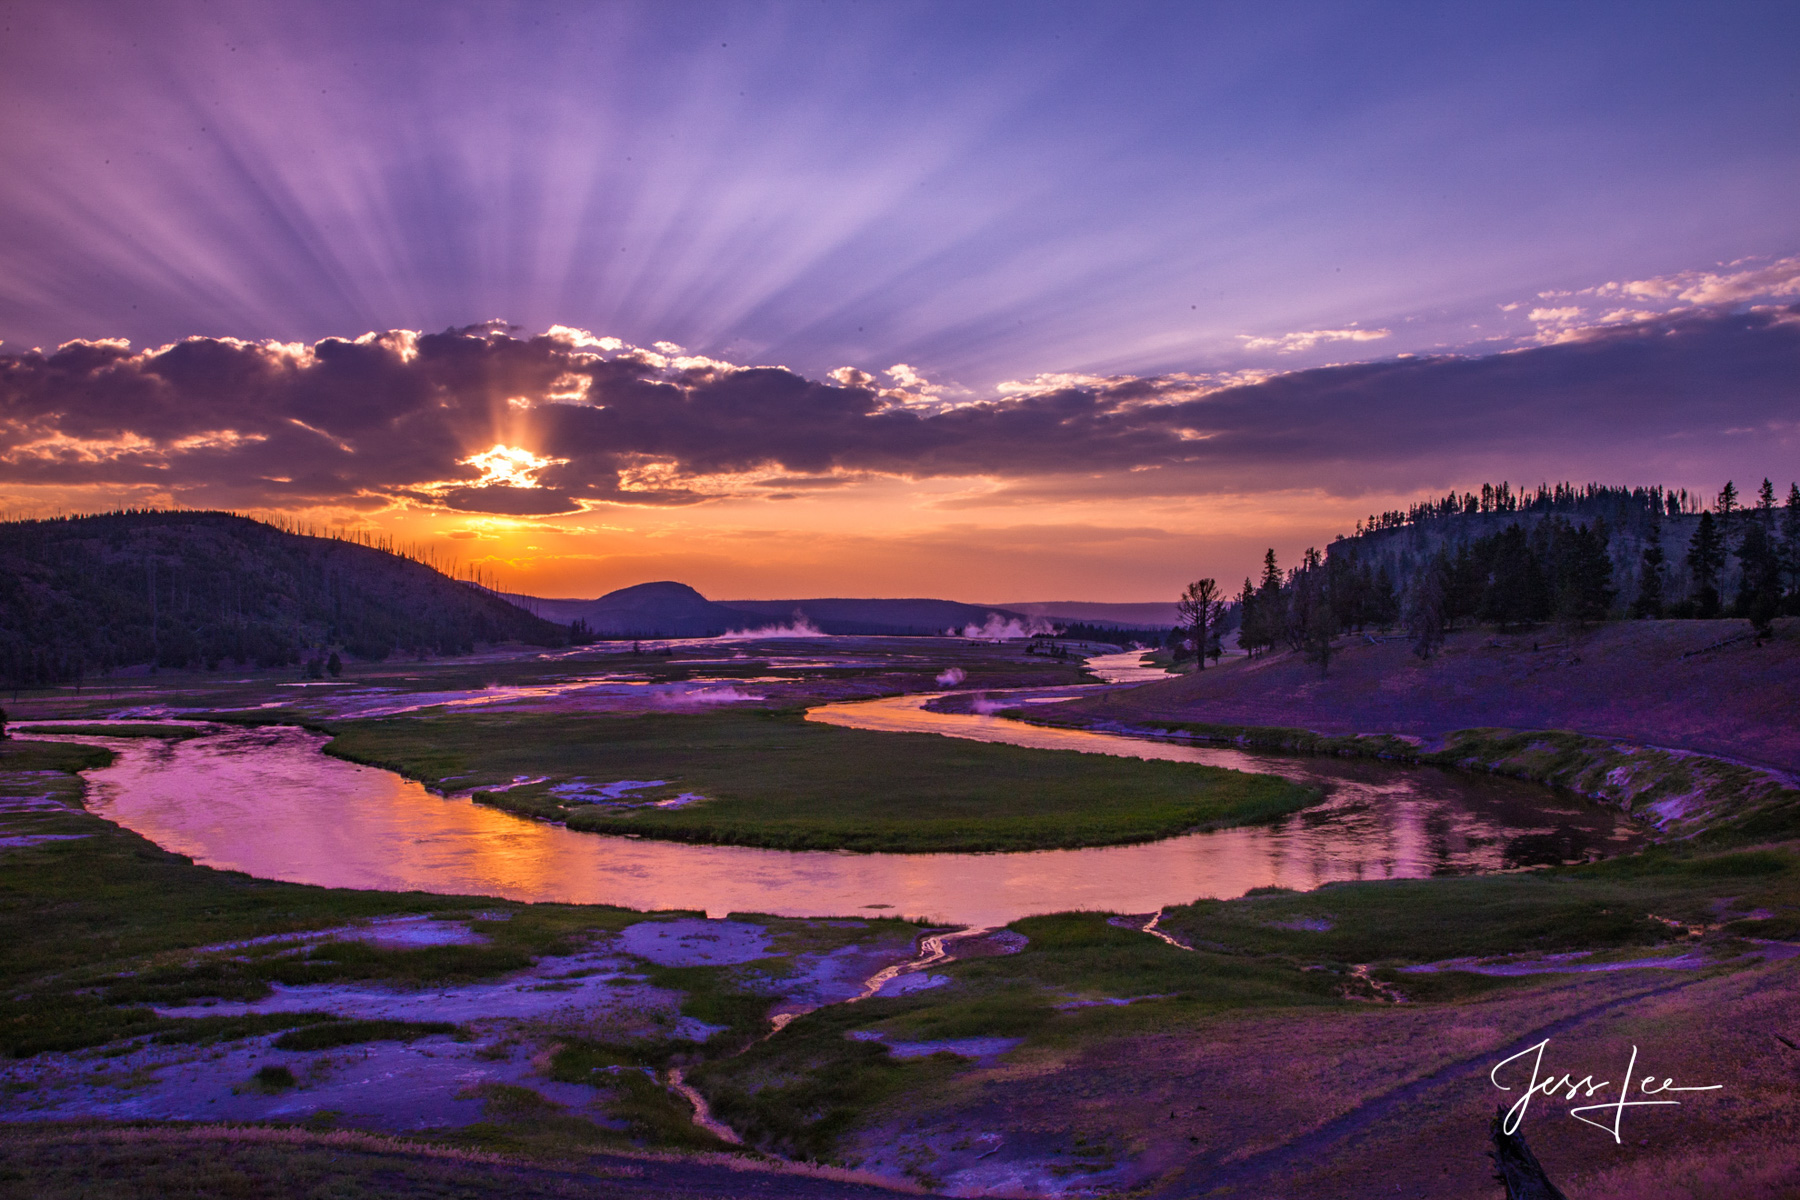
{"left": 41, "top": 710, "right": 1638, "bottom": 926}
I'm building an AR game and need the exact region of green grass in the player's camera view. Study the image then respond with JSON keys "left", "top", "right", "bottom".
{"left": 15, "top": 724, "right": 210, "bottom": 740}
{"left": 321, "top": 710, "right": 1317, "bottom": 852}
{"left": 1156, "top": 845, "right": 1800, "bottom": 966}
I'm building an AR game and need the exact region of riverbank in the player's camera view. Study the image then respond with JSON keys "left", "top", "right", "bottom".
{"left": 1028, "top": 619, "right": 1800, "bottom": 841}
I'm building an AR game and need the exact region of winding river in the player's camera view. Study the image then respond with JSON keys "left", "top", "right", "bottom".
{"left": 26, "top": 685, "right": 1638, "bottom": 925}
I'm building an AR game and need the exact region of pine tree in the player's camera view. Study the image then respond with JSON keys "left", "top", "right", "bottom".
{"left": 1735, "top": 520, "right": 1783, "bottom": 638}
{"left": 1244, "top": 549, "right": 1284, "bottom": 656}
{"left": 1369, "top": 564, "right": 1400, "bottom": 629}
{"left": 1237, "top": 577, "right": 1257, "bottom": 653}
{"left": 1783, "top": 483, "right": 1800, "bottom": 614}
{"left": 1715, "top": 481, "right": 1739, "bottom": 550}
{"left": 1480, "top": 523, "right": 1547, "bottom": 629}
{"left": 1405, "top": 554, "right": 1448, "bottom": 659}
{"left": 1286, "top": 549, "right": 1337, "bottom": 676}
{"left": 1555, "top": 520, "right": 1615, "bottom": 628}
{"left": 1687, "top": 510, "right": 1725, "bottom": 618}
{"left": 1631, "top": 514, "right": 1664, "bottom": 619}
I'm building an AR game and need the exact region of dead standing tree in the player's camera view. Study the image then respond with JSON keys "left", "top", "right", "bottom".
{"left": 1176, "top": 577, "right": 1224, "bottom": 670}
{"left": 1488, "top": 1108, "right": 1568, "bottom": 1200}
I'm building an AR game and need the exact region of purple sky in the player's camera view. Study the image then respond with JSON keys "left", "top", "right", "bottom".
{"left": 1, "top": 1, "right": 1796, "bottom": 598}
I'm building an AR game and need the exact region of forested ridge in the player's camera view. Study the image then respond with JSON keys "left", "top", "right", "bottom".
{"left": 0, "top": 510, "right": 565, "bottom": 687}
{"left": 1222, "top": 479, "right": 1800, "bottom": 672}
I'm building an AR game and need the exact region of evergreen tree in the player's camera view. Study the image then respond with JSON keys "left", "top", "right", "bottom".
{"left": 1631, "top": 514, "right": 1664, "bottom": 619}
{"left": 1404, "top": 553, "right": 1448, "bottom": 659}
{"left": 1734, "top": 520, "right": 1783, "bottom": 637}
{"left": 1716, "top": 480, "right": 1739, "bottom": 526}
{"left": 1444, "top": 542, "right": 1485, "bottom": 628}
{"left": 1783, "top": 483, "right": 1800, "bottom": 614}
{"left": 1687, "top": 510, "right": 1724, "bottom": 618}
{"left": 1479, "top": 523, "right": 1547, "bottom": 628}
{"left": 1368, "top": 564, "right": 1400, "bottom": 629}
{"left": 1546, "top": 519, "right": 1615, "bottom": 628}
{"left": 1286, "top": 549, "right": 1337, "bottom": 676}
{"left": 1236, "top": 577, "right": 1257, "bottom": 652}
{"left": 1242, "top": 549, "right": 1284, "bottom": 656}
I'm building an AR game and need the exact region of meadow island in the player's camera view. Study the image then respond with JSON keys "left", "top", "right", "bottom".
{"left": 1, "top": 496, "right": 1797, "bottom": 1200}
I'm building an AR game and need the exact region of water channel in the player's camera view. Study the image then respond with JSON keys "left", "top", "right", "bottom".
{"left": 27, "top": 681, "right": 1639, "bottom": 925}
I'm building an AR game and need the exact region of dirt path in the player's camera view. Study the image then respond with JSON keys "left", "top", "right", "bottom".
{"left": 1156, "top": 972, "right": 1715, "bottom": 1198}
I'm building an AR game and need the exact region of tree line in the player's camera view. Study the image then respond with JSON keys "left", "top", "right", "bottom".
{"left": 1178, "top": 478, "right": 1800, "bottom": 676}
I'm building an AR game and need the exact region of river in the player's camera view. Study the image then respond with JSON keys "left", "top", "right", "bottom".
{"left": 24, "top": 686, "right": 1637, "bottom": 926}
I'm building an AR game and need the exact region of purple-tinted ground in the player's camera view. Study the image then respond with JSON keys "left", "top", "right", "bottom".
{"left": 1064, "top": 619, "right": 1800, "bottom": 773}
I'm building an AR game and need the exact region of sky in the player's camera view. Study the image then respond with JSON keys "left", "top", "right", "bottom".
{"left": 1, "top": 0, "right": 1796, "bottom": 601}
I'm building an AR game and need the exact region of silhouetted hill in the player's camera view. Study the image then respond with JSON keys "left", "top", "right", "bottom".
{"left": 998, "top": 601, "right": 1182, "bottom": 628}
{"left": 0, "top": 511, "right": 564, "bottom": 686}
{"left": 724, "top": 597, "right": 1036, "bottom": 636}
{"left": 508, "top": 582, "right": 769, "bottom": 637}
{"left": 507, "top": 585, "right": 1041, "bottom": 637}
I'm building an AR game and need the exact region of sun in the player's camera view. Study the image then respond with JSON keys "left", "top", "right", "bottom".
{"left": 458, "top": 444, "right": 566, "bottom": 489}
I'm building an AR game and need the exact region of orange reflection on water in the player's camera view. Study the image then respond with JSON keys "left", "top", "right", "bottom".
{"left": 59, "top": 712, "right": 1632, "bottom": 927}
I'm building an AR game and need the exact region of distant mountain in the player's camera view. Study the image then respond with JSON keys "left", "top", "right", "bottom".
{"left": 724, "top": 597, "right": 1036, "bottom": 636}
{"left": 505, "top": 582, "right": 771, "bottom": 638}
{"left": 506, "top": 584, "right": 1040, "bottom": 637}
{"left": 0, "top": 510, "right": 566, "bottom": 687}
{"left": 998, "top": 600, "right": 1182, "bottom": 629}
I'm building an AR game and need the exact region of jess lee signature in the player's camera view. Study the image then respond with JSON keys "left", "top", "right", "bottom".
{"left": 1490, "top": 1039, "right": 1722, "bottom": 1143}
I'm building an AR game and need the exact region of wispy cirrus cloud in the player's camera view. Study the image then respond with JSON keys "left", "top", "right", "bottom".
{"left": 1523, "top": 254, "right": 1800, "bottom": 343}
{"left": 1593, "top": 255, "right": 1800, "bottom": 306}
{"left": 1237, "top": 327, "right": 1391, "bottom": 354}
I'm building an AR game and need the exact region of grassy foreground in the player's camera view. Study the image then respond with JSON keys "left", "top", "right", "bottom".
{"left": 321, "top": 710, "right": 1317, "bottom": 852}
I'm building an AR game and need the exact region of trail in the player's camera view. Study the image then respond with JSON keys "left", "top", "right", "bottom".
{"left": 1154, "top": 971, "right": 1716, "bottom": 1199}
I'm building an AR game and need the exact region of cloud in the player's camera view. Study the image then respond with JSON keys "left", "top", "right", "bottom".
{"left": 1, "top": 304, "right": 1795, "bottom": 514}
{"left": 1590, "top": 255, "right": 1800, "bottom": 307}
{"left": 1238, "top": 327, "right": 1391, "bottom": 353}
{"left": 436, "top": 485, "right": 581, "bottom": 515}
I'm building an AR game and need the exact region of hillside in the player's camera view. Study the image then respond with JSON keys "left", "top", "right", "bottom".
{"left": 0, "top": 511, "right": 564, "bottom": 686}
{"left": 507, "top": 584, "right": 1040, "bottom": 637}
{"left": 1327, "top": 480, "right": 1799, "bottom": 620}
{"left": 1060, "top": 618, "right": 1800, "bottom": 773}
{"left": 724, "top": 597, "right": 1036, "bottom": 636}
{"left": 996, "top": 600, "right": 1183, "bottom": 628}
{"left": 506, "top": 581, "right": 770, "bottom": 638}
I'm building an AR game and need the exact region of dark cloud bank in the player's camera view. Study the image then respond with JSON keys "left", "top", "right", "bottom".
{"left": 2, "top": 306, "right": 1795, "bottom": 515}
